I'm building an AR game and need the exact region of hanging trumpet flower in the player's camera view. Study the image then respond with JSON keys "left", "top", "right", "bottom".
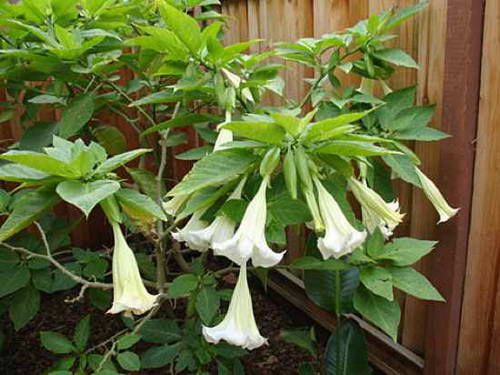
{"left": 172, "top": 209, "right": 210, "bottom": 252}
{"left": 162, "top": 193, "right": 190, "bottom": 216}
{"left": 214, "top": 175, "right": 285, "bottom": 268}
{"left": 202, "top": 263, "right": 267, "bottom": 350}
{"left": 107, "top": 222, "right": 158, "bottom": 316}
{"left": 416, "top": 168, "right": 459, "bottom": 223}
{"left": 362, "top": 200, "right": 401, "bottom": 239}
{"left": 349, "top": 177, "right": 405, "bottom": 231}
{"left": 314, "top": 178, "right": 367, "bottom": 259}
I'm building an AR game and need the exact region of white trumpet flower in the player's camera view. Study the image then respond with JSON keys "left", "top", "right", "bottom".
{"left": 172, "top": 209, "right": 209, "bottom": 252}
{"left": 107, "top": 222, "right": 158, "bottom": 316}
{"left": 184, "top": 178, "right": 247, "bottom": 251}
{"left": 362, "top": 200, "right": 401, "bottom": 239}
{"left": 202, "top": 264, "right": 267, "bottom": 350}
{"left": 349, "top": 177, "right": 405, "bottom": 231}
{"left": 214, "top": 176, "right": 285, "bottom": 268}
{"left": 416, "top": 168, "right": 459, "bottom": 223}
{"left": 314, "top": 178, "right": 367, "bottom": 259}
{"left": 162, "top": 194, "right": 189, "bottom": 217}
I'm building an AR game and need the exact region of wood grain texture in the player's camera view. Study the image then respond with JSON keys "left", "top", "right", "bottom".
{"left": 423, "top": 0, "right": 485, "bottom": 373}
{"left": 457, "top": 0, "right": 500, "bottom": 373}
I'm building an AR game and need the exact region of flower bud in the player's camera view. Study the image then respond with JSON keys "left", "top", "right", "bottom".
{"left": 284, "top": 148, "right": 297, "bottom": 199}
{"left": 295, "top": 146, "right": 313, "bottom": 189}
{"left": 259, "top": 147, "right": 281, "bottom": 177}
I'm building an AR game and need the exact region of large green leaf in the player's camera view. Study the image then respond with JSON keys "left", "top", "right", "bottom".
{"left": 389, "top": 266, "right": 444, "bottom": 301}
{"left": 382, "top": 1, "right": 428, "bottom": 32}
{"left": 221, "top": 121, "right": 286, "bottom": 144}
{"left": 40, "top": 331, "right": 76, "bottom": 354}
{"left": 159, "top": 3, "right": 201, "bottom": 53}
{"left": 141, "top": 343, "right": 180, "bottom": 369}
{"left": 360, "top": 266, "right": 393, "bottom": 301}
{"left": 167, "top": 149, "right": 258, "bottom": 196}
{"left": 0, "top": 163, "right": 53, "bottom": 183}
{"left": 57, "top": 93, "right": 96, "bottom": 138}
{"left": 168, "top": 274, "right": 199, "bottom": 298}
{"left": 139, "top": 319, "right": 181, "bottom": 344}
{"left": 115, "top": 188, "right": 167, "bottom": 221}
{"left": 393, "top": 127, "right": 450, "bottom": 141}
{"left": 373, "top": 48, "right": 418, "bottom": 69}
{"left": 382, "top": 154, "right": 421, "bottom": 187}
{"left": 290, "top": 256, "right": 350, "bottom": 271}
{"left": 195, "top": 286, "right": 220, "bottom": 324}
{"left": 0, "top": 265, "right": 30, "bottom": 298}
{"left": 304, "top": 236, "right": 359, "bottom": 313}
{"left": 271, "top": 113, "right": 302, "bottom": 137}
{"left": 56, "top": 180, "right": 120, "bottom": 217}
{"left": 325, "top": 320, "right": 371, "bottom": 375}
{"left": 117, "top": 351, "right": 141, "bottom": 372}
{"left": 353, "top": 286, "right": 400, "bottom": 341}
{"left": 94, "top": 149, "right": 151, "bottom": 175}
{"left": 0, "top": 188, "right": 60, "bottom": 242}
{"left": 0, "top": 151, "right": 76, "bottom": 177}
{"left": 73, "top": 315, "right": 91, "bottom": 351}
{"left": 9, "top": 285, "right": 40, "bottom": 331}
{"left": 315, "top": 140, "right": 398, "bottom": 157}
{"left": 303, "top": 111, "right": 371, "bottom": 142}
{"left": 280, "top": 328, "right": 317, "bottom": 355}
{"left": 375, "top": 237, "right": 437, "bottom": 266}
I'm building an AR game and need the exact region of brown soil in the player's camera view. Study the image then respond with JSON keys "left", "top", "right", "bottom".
{"left": 0, "top": 275, "right": 318, "bottom": 375}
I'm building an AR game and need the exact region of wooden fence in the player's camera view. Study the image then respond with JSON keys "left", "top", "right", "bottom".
{"left": 0, "top": 0, "right": 498, "bottom": 373}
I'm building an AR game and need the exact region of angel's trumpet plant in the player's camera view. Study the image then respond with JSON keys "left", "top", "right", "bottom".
{"left": 314, "top": 178, "right": 367, "bottom": 259}
{"left": 349, "top": 177, "right": 405, "bottom": 231}
{"left": 202, "top": 264, "right": 267, "bottom": 350}
{"left": 214, "top": 175, "right": 285, "bottom": 267}
{"left": 416, "top": 168, "right": 459, "bottom": 223}
{"left": 162, "top": 193, "right": 189, "bottom": 216}
{"left": 107, "top": 222, "right": 158, "bottom": 316}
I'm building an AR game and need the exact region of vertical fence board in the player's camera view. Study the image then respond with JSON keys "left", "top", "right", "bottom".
{"left": 457, "top": 0, "right": 500, "bottom": 373}
{"left": 423, "top": 0, "right": 485, "bottom": 373}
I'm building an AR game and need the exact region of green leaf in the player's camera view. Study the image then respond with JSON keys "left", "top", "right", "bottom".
{"left": 0, "top": 265, "right": 30, "bottom": 298}
{"left": 141, "top": 114, "right": 220, "bottom": 136}
{"left": 280, "top": 328, "right": 317, "bottom": 355}
{"left": 141, "top": 343, "right": 180, "bottom": 369}
{"left": 93, "top": 126, "right": 127, "bottom": 155}
{"left": 325, "top": 320, "right": 371, "bottom": 375}
{"left": 160, "top": 3, "right": 201, "bottom": 53}
{"left": 0, "top": 248, "right": 20, "bottom": 271}
{"left": 303, "top": 111, "right": 371, "bottom": 142}
{"left": 195, "top": 286, "right": 220, "bottom": 324}
{"left": 117, "top": 351, "right": 141, "bottom": 372}
{"left": 0, "top": 188, "right": 60, "bottom": 242}
{"left": 127, "top": 168, "right": 159, "bottom": 199}
{"left": 56, "top": 180, "right": 120, "bottom": 217}
{"left": 117, "top": 334, "right": 141, "bottom": 350}
{"left": 139, "top": 319, "right": 181, "bottom": 344}
{"left": 268, "top": 192, "right": 312, "bottom": 225}
{"left": 386, "top": 106, "right": 435, "bottom": 131}
{"left": 389, "top": 266, "right": 444, "bottom": 301}
{"left": 221, "top": 121, "right": 285, "bottom": 144}
{"left": 353, "top": 286, "right": 400, "bottom": 341}
{"left": 58, "top": 93, "right": 96, "bottom": 138}
{"left": 168, "top": 274, "right": 199, "bottom": 298}
{"left": 9, "top": 285, "right": 40, "bottom": 330}
{"left": 116, "top": 188, "right": 167, "bottom": 221}
{"left": 167, "top": 149, "right": 258, "bottom": 196}
{"left": 0, "top": 163, "right": 53, "bottom": 183}
{"left": 393, "top": 126, "right": 450, "bottom": 141}
{"left": 315, "top": 140, "right": 398, "bottom": 157}
{"left": 360, "top": 266, "right": 393, "bottom": 301}
{"left": 19, "top": 122, "right": 59, "bottom": 152}
{"left": 73, "top": 315, "right": 90, "bottom": 351}
{"left": 94, "top": 149, "right": 151, "bottom": 175}
{"left": 382, "top": 1, "right": 428, "bottom": 32}
{"left": 40, "top": 331, "right": 76, "bottom": 354}
{"left": 377, "top": 237, "right": 437, "bottom": 266}
{"left": 128, "top": 90, "right": 182, "bottom": 106}
{"left": 175, "top": 145, "right": 213, "bottom": 161}
{"left": 290, "top": 256, "right": 350, "bottom": 271}
{"left": 0, "top": 151, "right": 76, "bottom": 177}
{"left": 382, "top": 154, "right": 421, "bottom": 187}
{"left": 373, "top": 48, "right": 418, "bottom": 69}
{"left": 271, "top": 113, "right": 302, "bottom": 137}
{"left": 304, "top": 238, "right": 359, "bottom": 314}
